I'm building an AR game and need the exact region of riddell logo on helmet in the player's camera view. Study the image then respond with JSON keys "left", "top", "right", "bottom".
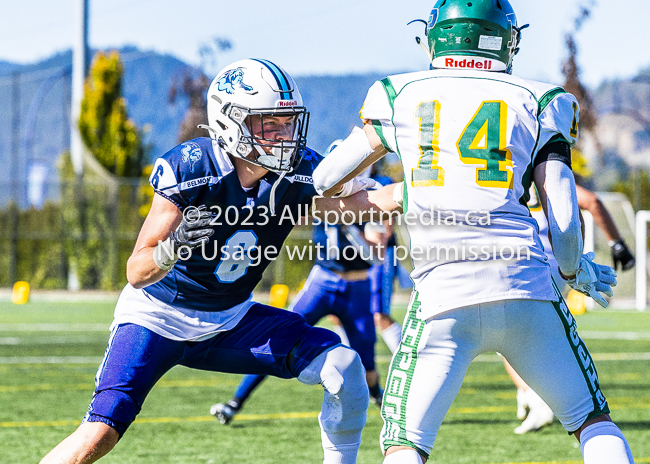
{"left": 445, "top": 58, "right": 493, "bottom": 69}
{"left": 278, "top": 100, "right": 298, "bottom": 107}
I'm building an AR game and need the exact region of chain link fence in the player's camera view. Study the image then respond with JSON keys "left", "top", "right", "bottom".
{"left": 0, "top": 179, "right": 316, "bottom": 292}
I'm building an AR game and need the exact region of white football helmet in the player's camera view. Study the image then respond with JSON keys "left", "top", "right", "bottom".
{"left": 204, "top": 58, "right": 309, "bottom": 172}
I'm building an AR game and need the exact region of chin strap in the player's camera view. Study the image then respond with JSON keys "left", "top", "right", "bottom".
{"left": 201, "top": 122, "right": 287, "bottom": 216}
{"left": 269, "top": 170, "right": 287, "bottom": 216}
{"left": 197, "top": 124, "right": 216, "bottom": 137}
{"left": 415, "top": 36, "right": 434, "bottom": 63}
{"left": 408, "top": 19, "right": 434, "bottom": 64}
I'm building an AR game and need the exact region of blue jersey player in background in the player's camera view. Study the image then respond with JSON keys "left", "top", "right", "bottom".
{"left": 40, "top": 59, "right": 380, "bottom": 464}
{"left": 210, "top": 218, "right": 386, "bottom": 425}
{"left": 362, "top": 163, "right": 405, "bottom": 354}
{"left": 324, "top": 154, "right": 407, "bottom": 356}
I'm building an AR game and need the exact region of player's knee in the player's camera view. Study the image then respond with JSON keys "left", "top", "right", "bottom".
{"left": 39, "top": 422, "right": 119, "bottom": 464}
{"left": 297, "top": 344, "right": 365, "bottom": 391}
{"left": 298, "top": 345, "right": 368, "bottom": 433}
{"left": 84, "top": 388, "right": 140, "bottom": 437}
{"left": 288, "top": 326, "right": 341, "bottom": 377}
{"left": 78, "top": 422, "right": 120, "bottom": 454}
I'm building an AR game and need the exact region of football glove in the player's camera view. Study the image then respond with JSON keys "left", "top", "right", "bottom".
{"left": 610, "top": 239, "right": 635, "bottom": 271}
{"left": 153, "top": 206, "right": 214, "bottom": 270}
{"left": 563, "top": 252, "right": 617, "bottom": 308}
{"left": 334, "top": 177, "right": 378, "bottom": 198}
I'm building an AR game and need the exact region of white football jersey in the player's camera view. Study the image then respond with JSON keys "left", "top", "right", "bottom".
{"left": 361, "top": 69, "right": 579, "bottom": 318}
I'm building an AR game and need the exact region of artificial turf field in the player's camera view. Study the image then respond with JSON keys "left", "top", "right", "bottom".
{"left": 0, "top": 299, "right": 648, "bottom": 463}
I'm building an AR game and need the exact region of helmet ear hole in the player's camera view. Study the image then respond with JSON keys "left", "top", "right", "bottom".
{"left": 496, "top": 0, "right": 503, "bottom": 10}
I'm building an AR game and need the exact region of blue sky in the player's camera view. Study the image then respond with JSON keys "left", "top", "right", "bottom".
{"left": 1, "top": 0, "right": 649, "bottom": 88}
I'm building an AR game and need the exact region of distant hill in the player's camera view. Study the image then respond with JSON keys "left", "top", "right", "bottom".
{"left": 0, "top": 46, "right": 649, "bottom": 205}
{"left": 0, "top": 48, "right": 190, "bottom": 189}
{"left": 0, "top": 48, "right": 383, "bottom": 195}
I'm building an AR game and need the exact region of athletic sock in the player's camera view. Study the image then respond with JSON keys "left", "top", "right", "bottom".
{"left": 321, "top": 429, "right": 362, "bottom": 464}
{"left": 580, "top": 421, "right": 634, "bottom": 463}
{"left": 227, "top": 398, "right": 241, "bottom": 411}
{"left": 331, "top": 325, "right": 350, "bottom": 347}
{"left": 381, "top": 322, "right": 402, "bottom": 354}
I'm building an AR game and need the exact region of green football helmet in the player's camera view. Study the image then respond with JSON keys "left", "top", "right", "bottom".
{"left": 423, "top": 0, "right": 526, "bottom": 73}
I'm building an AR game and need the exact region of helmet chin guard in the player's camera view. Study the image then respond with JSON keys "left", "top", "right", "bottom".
{"left": 235, "top": 106, "right": 309, "bottom": 172}
{"left": 205, "top": 59, "right": 310, "bottom": 172}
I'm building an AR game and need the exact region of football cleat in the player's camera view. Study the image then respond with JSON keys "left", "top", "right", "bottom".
{"left": 514, "top": 389, "right": 554, "bottom": 434}
{"left": 210, "top": 402, "right": 238, "bottom": 425}
{"left": 370, "top": 386, "right": 384, "bottom": 408}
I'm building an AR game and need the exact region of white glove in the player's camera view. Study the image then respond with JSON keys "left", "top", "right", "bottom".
{"left": 563, "top": 252, "right": 617, "bottom": 308}
{"left": 334, "top": 177, "right": 378, "bottom": 198}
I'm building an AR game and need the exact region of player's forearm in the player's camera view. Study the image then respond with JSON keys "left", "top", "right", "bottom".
{"left": 312, "top": 183, "right": 401, "bottom": 223}
{"left": 126, "top": 247, "right": 170, "bottom": 289}
{"left": 313, "top": 126, "right": 385, "bottom": 197}
{"left": 544, "top": 161, "right": 583, "bottom": 277}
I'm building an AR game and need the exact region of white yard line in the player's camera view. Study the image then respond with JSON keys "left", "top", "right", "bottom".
{"left": 0, "top": 336, "right": 105, "bottom": 345}
{"left": 0, "top": 323, "right": 109, "bottom": 332}
{"left": 377, "top": 351, "right": 650, "bottom": 364}
{"left": 580, "top": 330, "right": 650, "bottom": 340}
{"left": 0, "top": 357, "right": 103, "bottom": 364}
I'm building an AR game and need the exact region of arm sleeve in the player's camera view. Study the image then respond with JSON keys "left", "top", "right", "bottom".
{"left": 359, "top": 79, "right": 397, "bottom": 153}
{"left": 545, "top": 159, "right": 583, "bottom": 276}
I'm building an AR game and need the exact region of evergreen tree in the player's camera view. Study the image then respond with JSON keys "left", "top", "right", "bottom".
{"left": 78, "top": 50, "right": 145, "bottom": 177}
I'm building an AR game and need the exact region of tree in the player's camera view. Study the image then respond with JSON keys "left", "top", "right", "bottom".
{"left": 169, "top": 37, "right": 233, "bottom": 143}
{"left": 169, "top": 70, "right": 210, "bottom": 143}
{"left": 562, "top": 2, "right": 599, "bottom": 136}
{"left": 59, "top": 50, "right": 150, "bottom": 290}
{"left": 78, "top": 50, "right": 146, "bottom": 177}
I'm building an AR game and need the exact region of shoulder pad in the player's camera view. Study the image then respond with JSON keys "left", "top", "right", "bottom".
{"left": 149, "top": 138, "right": 231, "bottom": 208}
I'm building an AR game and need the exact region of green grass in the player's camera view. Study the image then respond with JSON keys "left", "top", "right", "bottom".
{"left": 0, "top": 300, "right": 649, "bottom": 463}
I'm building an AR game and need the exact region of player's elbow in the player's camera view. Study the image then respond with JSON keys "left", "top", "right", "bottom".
{"left": 126, "top": 256, "right": 146, "bottom": 289}
{"left": 578, "top": 189, "right": 600, "bottom": 213}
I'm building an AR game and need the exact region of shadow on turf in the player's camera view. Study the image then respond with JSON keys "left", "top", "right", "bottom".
{"left": 604, "top": 384, "right": 650, "bottom": 391}
{"left": 438, "top": 418, "right": 529, "bottom": 426}
{"left": 612, "top": 420, "right": 650, "bottom": 430}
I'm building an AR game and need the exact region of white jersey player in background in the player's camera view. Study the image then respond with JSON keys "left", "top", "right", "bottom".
{"left": 312, "top": 0, "right": 634, "bottom": 463}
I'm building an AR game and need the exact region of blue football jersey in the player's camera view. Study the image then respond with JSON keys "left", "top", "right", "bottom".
{"left": 313, "top": 223, "right": 372, "bottom": 273}
{"left": 146, "top": 137, "right": 321, "bottom": 311}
